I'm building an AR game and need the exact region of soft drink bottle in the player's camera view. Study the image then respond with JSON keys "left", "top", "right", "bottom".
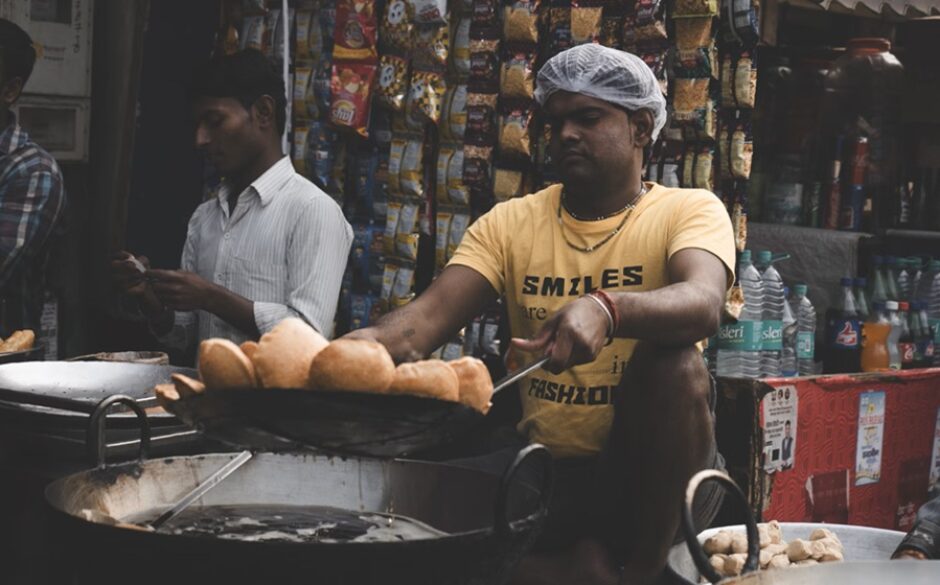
{"left": 757, "top": 251, "right": 785, "bottom": 377}
{"left": 915, "top": 260, "right": 939, "bottom": 305}
{"left": 861, "top": 301, "right": 891, "bottom": 372}
{"left": 781, "top": 287, "right": 798, "bottom": 377}
{"left": 916, "top": 301, "right": 936, "bottom": 367}
{"left": 790, "top": 284, "right": 817, "bottom": 376}
{"left": 717, "top": 250, "right": 763, "bottom": 378}
{"left": 870, "top": 255, "right": 889, "bottom": 304}
{"left": 886, "top": 300, "right": 903, "bottom": 370}
{"left": 824, "top": 277, "right": 862, "bottom": 373}
{"left": 898, "top": 301, "right": 915, "bottom": 369}
{"left": 854, "top": 277, "right": 871, "bottom": 320}
{"left": 910, "top": 258, "right": 925, "bottom": 301}
{"left": 897, "top": 259, "right": 913, "bottom": 302}
{"left": 885, "top": 256, "right": 901, "bottom": 301}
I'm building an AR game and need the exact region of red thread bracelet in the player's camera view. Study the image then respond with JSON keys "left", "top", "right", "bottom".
{"left": 588, "top": 290, "right": 620, "bottom": 336}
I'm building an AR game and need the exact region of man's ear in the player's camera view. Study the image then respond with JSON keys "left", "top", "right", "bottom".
{"left": 1, "top": 77, "right": 24, "bottom": 108}
{"left": 631, "top": 109, "right": 655, "bottom": 149}
{"left": 252, "top": 95, "right": 276, "bottom": 131}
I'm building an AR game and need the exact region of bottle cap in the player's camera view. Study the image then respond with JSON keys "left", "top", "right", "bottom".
{"left": 757, "top": 250, "right": 773, "bottom": 264}
{"left": 886, "top": 301, "right": 899, "bottom": 311}
{"left": 930, "top": 260, "right": 940, "bottom": 271}
{"left": 840, "top": 277, "right": 854, "bottom": 286}
{"left": 899, "top": 301, "right": 910, "bottom": 311}
{"left": 794, "top": 284, "right": 808, "bottom": 296}
{"left": 854, "top": 277, "right": 867, "bottom": 287}
{"left": 740, "top": 250, "right": 752, "bottom": 263}
{"left": 873, "top": 301, "right": 886, "bottom": 311}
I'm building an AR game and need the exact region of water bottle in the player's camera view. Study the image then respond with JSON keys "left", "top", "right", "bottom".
{"left": 824, "top": 277, "right": 862, "bottom": 373}
{"left": 854, "top": 277, "right": 871, "bottom": 320}
{"left": 791, "top": 284, "right": 817, "bottom": 376}
{"left": 886, "top": 300, "right": 903, "bottom": 370}
{"left": 757, "top": 251, "right": 784, "bottom": 377}
{"left": 910, "top": 258, "right": 925, "bottom": 302}
{"left": 916, "top": 301, "right": 935, "bottom": 367}
{"left": 870, "top": 255, "right": 889, "bottom": 304}
{"left": 885, "top": 256, "right": 901, "bottom": 301}
{"left": 914, "top": 260, "right": 940, "bottom": 305}
{"left": 717, "top": 250, "right": 763, "bottom": 378}
{"left": 781, "top": 286, "right": 798, "bottom": 377}
{"left": 898, "top": 301, "right": 915, "bottom": 369}
{"left": 897, "top": 258, "right": 913, "bottom": 302}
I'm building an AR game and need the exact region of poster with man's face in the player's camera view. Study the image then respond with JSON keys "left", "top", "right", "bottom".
{"left": 762, "top": 385, "right": 798, "bottom": 473}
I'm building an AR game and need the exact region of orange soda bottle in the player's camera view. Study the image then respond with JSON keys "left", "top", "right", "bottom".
{"left": 861, "top": 301, "right": 891, "bottom": 372}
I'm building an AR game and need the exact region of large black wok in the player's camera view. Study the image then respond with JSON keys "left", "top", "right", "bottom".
{"left": 45, "top": 444, "right": 553, "bottom": 585}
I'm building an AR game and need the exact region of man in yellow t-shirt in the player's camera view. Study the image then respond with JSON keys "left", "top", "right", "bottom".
{"left": 349, "top": 44, "right": 735, "bottom": 585}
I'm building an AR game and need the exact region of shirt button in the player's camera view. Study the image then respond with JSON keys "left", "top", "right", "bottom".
{"left": 215, "top": 273, "right": 222, "bottom": 280}
{"left": 224, "top": 233, "right": 231, "bottom": 239}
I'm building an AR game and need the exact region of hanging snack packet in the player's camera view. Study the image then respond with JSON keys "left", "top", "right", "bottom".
{"left": 448, "top": 84, "right": 468, "bottom": 141}
{"left": 320, "top": 0, "right": 338, "bottom": 53}
{"left": 463, "top": 144, "right": 494, "bottom": 187}
{"left": 381, "top": 260, "right": 400, "bottom": 300}
{"left": 465, "top": 92, "right": 499, "bottom": 145}
{"left": 333, "top": 0, "right": 378, "bottom": 61}
{"left": 493, "top": 168, "right": 524, "bottom": 202}
{"left": 406, "top": 70, "right": 447, "bottom": 126}
{"left": 400, "top": 137, "right": 426, "bottom": 197}
{"left": 307, "top": 121, "right": 336, "bottom": 190}
{"left": 411, "top": 0, "right": 448, "bottom": 25}
{"left": 634, "top": 0, "right": 666, "bottom": 43}
{"left": 447, "top": 212, "right": 472, "bottom": 260}
{"left": 447, "top": 150, "right": 470, "bottom": 206}
{"left": 395, "top": 201, "right": 420, "bottom": 260}
{"left": 640, "top": 48, "right": 669, "bottom": 94}
{"left": 437, "top": 146, "right": 455, "bottom": 203}
{"left": 381, "top": 0, "right": 414, "bottom": 53}
{"left": 241, "top": 16, "right": 265, "bottom": 51}
{"left": 498, "top": 108, "right": 532, "bottom": 160}
{"left": 292, "top": 126, "right": 310, "bottom": 176}
{"left": 694, "top": 145, "right": 715, "bottom": 191}
{"left": 436, "top": 210, "right": 453, "bottom": 269}
{"left": 600, "top": 13, "right": 623, "bottom": 49}
{"left": 414, "top": 24, "right": 449, "bottom": 71}
{"left": 384, "top": 200, "right": 403, "bottom": 255}
{"left": 571, "top": 4, "right": 603, "bottom": 45}
{"left": 391, "top": 264, "right": 416, "bottom": 306}
{"left": 295, "top": 11, "right": 315, "bottom": 60}
{"left": 452, "top": 18, "right": 471, "bottom": 76}
{"left": 549, "top": 7, "right": 573, "bottom": 54}
{"left": 673, "top": 78, "right": 711, "bottom": 133}
{"left": 330, "top": 62, "right": 377, "bottom": 137}
{"left": 376, "top": 54, "right": 409, "bottom": 111}
{"left": 314, "top": 59, "right": 333, "bottom": 112}
{"left": 503, "top": 0, "right": 540, "bottom": 44}
{"left": 721, "top": 50, "right": 757, "bottom": 109}
{"left": 387, "top": 138, "right": 407, "bottom": 194}
{"left": 293, "top": 66, "right": 315, "bottom": 119}
{"left": 500, "top": 51, "right": 536, "bottom": 100}
{"left": 675, "top": 16, "right": 714, "bottom": 51}
{"left": 472, "top": 0, "right": 500, "bottom": 34}
{"left": 673, "top": 0, "right": 718, "bottom": 17}
{"left": 469, "top": 39, "right": 500, "bottom": 92}
{"left": 727, "top": 0, "right": 760, "bottom": 47}
{"left": 674, "top": 43, "right": 718, "bottom": 80}
{"left": 729, "top": 121, "right": 753, "bottom": 179}
{"left": 263, "top": 9, "right": 281, "bottom": 57}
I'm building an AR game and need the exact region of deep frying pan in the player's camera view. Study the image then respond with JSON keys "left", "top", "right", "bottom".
{"left": 163, "top": 357, "right": 551, "bottom": 457}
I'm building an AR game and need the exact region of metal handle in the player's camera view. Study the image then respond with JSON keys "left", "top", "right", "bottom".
{"left": 682, "top": 470, "right": 760, "bottom": 584}
{"left": 86, "top": 394, "right": 151, "bottom": 469}
{"left": 494, "top": 443, "right": 554, "bottom": 537}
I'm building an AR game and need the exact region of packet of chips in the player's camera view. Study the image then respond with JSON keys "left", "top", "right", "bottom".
{"left": 503, "top": 0, "right": 540, "bottom": 44}
{"left": 448, "top": 84, "right": 468, "bottom": 141}
{"left": 381, "top": 0, "right": 414, "bottom": 53}
{"left": 411, "top": 0, "right": 448, "bottom": 24}
{"left": 675, "top": 16, "right": 714, "bottom": 51}
{"left": 500, "top": 51, "right": 536, "bottom": 100}
{"left": 640, "top": 48, "right": 669, "bottom": 95}
{"left": 694, "top": 145, "right": 715, "bottom": 191}
{"left": 400, "top": 137, "right": 425, "bottom": 197}
{"left": 674, "top": 44, "right": 718, "bottom": 80}
{"left": 384, "top": 200, "right": 403, "bottom": 255}
{"left": 295, "top": 11, "right": 315, "bottom": 60}
{"left": 387, "top": 138, "right": 407, "bottom": 195}
{"left": 549, "top": 7, "right": 573, "bottom": 54}
{"left": 333, "top": 0, "right": 378, "bottom": 61}
{"left": 293, "top": 66, "right": 316, "bottom": 119}
{"left": 437, "top": 146, "right": 455, "bottom": 204}
{"left": 376, "top": 54, "right": 409, "bottom": 111}
{"left": 447, "top": 150, "right": 470, "bottom": 206}
{"left": 414, "top": 24, "right": 449, "bottom": 71}
{"left": 241, "top": 16, "right": 265, "bottom": 51}
{"left": 498, "top": 108, "right": 532, "bottom": 160}
{"left": 720, "top": 118, "right": 753, "bottom": 180}
{"left": 452, "top": 18, "right": 471, "bottom": 76}
{"left": 721, "top": 50, "right": 757, "bottom": 108}
{"left": 396, "top": 231, "right": 420, "bottom": 261}
{"left": 724, "top": 0, "right": 760, "bottom": 47}
{"left": 673, "top": 78, "right": 710, "bottom": 125}
{"left": 381, "top": 260, "right": 399, "bottom": 300}
{"left": 314, "top": 59, "right": 333, "bottom": 112}
{"left": 436, "top": 209, "right": 453, "bottom": 268}
{"left": 263, "top": 9, "right": 281, "bottom": 57}
{"left": 469, "top": 39, "right": 500, "bottom": 92}
{"left": 406, "top": 70, "right": 447, "bottom": 126}
{"left": 330, "top": 62, "right": 377, "bottom": 137}
{"left": 465, "top": 92, "right": 498, "bottom": 145}
{"left": 494, "top": 168, "right": 525, "bottom": 202}
{"left": 634, "top": 0, "right": 666, "bottom": 42}
{"left": 447, "top": 212, "right": 472, "bottom": 259}
{"left": 673, "top": 0, "right": 718, "bottom": 17}
{"left": 292, "top": 126, "right": 310, "bottom": 175}
{"left": 472, "top": 0, "right": 500, "bottom": 33}
{"left": 463, "top": 144, "right": 494, "bottom": 187}
{"left": 571, "top": 5, "right": 603, "bottom": 45}
{"left": 391, "top": 263, "right": 416, "bottom": 306}
{"left": 600, "top": 13, "right": 623, "bottom": 49}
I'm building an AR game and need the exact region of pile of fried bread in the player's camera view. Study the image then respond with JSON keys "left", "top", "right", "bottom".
{"left": 0, "top": 329, "right": 35, "bottom": 354}
{"left": 703, "top": 522, "right": 844, "bottom": 579}
{"left": 154, "top": 318, "right": 493, "bottom": 413}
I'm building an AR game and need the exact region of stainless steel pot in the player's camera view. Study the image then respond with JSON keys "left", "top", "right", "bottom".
{"left": 670, "top": 470, "right": 940, "bottom": 585}
{"left": 44, "top": 444, "right": 553, "bottom": 585}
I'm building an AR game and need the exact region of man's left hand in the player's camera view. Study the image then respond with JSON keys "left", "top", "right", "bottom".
{"left": 148, "top": 269, "right": 216, "bottom": 312}
{"left": 511, "top": 296, "right": 610, "bottom": 374}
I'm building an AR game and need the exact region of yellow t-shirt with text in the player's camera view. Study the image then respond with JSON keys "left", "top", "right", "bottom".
{"left": 448, "top": 183, "right": 736, "bottom": 458}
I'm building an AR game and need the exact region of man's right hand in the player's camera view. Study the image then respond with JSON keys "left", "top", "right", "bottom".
{"left": 110, "top": 251, "right": 150, "bottom": 296}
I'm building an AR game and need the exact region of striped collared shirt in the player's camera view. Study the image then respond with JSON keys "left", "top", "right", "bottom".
{"left": 161, "top": 156, "right": 352, "bottom": 350}
{"left": 0, "top": 117, "right": 66, "bottom": 332}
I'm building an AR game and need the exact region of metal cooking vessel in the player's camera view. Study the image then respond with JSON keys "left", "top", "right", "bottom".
{"left": 671, "top": 471, "right": 940, "bottom": 585}
{"left": 44, "top": 446, "right": 553, "bottom": 585}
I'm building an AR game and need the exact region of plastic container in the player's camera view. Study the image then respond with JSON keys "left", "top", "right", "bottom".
{"left": 854, "top": 277, "right": 871, "bottom": 320}
{"left": 824, "top": 277, "right": 862, "bottom": 373}
{"left": 790, "top": 284, "right": 817, "bottom": 376}
{"left": 898, "top": 301, "right": 915, "bottom": 369}
{"left": 886, "top": 300, "right": 903, "bottom": 370}
{"left": 757, "top": 251, "right": 785, "bottom": 377}
{"left": 717, "top": 251, "right": 763, "bottom": 378}
{"left": 861, "top": 301, "right": 891, "bottom": 372}
{"left": 781, "top": 287, "right": 798, "bottom": 377}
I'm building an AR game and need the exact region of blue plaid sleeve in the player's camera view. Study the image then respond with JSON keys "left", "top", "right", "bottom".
{"left": 0, "top": 167, "right": 66, "bottom": 287}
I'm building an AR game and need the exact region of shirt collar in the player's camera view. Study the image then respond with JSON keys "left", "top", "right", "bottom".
{"left": 217, "top": 155, "right": 296, "bottom": 208}
{"left": 0, "top": 113, "right": 30, "bottom": 156}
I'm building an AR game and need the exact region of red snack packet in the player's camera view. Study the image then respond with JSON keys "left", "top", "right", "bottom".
{"left": 333, "top": 0, "right": 378, "bottom": 62}
{"left": 330, "top": 62, "right": 377, "bottom": 137}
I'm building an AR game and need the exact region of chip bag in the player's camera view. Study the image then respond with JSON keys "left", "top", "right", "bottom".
{"left": 500, "top": 51, "right": 536, "bottom": 100}
{"left": 330, "top": 62, "right": 377, "bottom": 137}
{"left": 380, "top": 0, "right": 414, "bottom": 53}
{"left": 503, "top": 0, "right": 540, "bottom": 44}
{"left": 333, "top": 0, "right": 378, "bottom": 61}
{"left": 376, "top": 54, "right": 409, "bottom": 111}
{"left": 406, "top": 70, "right": 447, "bottom": 126}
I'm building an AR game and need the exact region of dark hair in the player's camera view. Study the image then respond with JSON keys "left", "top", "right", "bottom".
{"left": 191, "top": 49, "right": 286, "bottom": 135}
{"left": 0, "top": 19, "right": 36, "bottom": 86}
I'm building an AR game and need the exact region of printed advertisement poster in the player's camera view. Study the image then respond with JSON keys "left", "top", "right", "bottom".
{"left": 761, "top": 385, "right": 798, "bottom": 473}
{"left": 930, "top": 408, "right": 940, "bottom": 498}
{"left": 855, "top": 390, "right": 886, "bottom": 486}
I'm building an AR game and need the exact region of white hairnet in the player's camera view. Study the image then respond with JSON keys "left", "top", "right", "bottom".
{"left": 534, "top": 44, "right": 667, "bottom": 142}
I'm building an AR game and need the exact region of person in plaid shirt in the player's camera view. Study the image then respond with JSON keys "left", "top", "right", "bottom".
{"left": 0, "top": 19, "right": 66, "bottom": 333}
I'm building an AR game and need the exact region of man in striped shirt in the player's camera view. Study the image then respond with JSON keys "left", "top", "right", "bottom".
{"left": 0, "top": 20, "right": 66, "bottom": 333}
{"left": 112, "top": 50, "right": 351, "bottom": 352}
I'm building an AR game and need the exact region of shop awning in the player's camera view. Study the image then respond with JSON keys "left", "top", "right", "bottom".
{"left": 804, "top": 0, "right": 940, "bottom": 17}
